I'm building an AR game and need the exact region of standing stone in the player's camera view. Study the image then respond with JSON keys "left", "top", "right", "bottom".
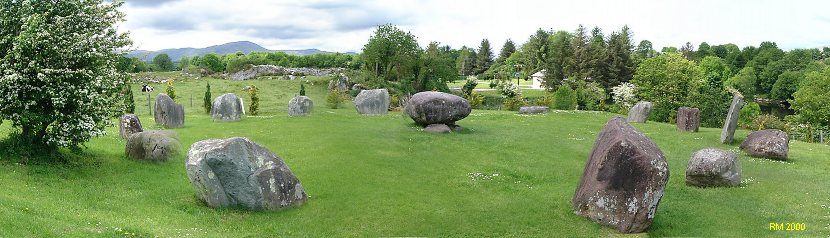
{"left": 573, "top": 117, "right": 669, "bottom": 233}
{"left": 125, "top": 130, "right": 180, "bottom": 161}
{"left": 119, "top": 114, "right": 144, "bottom": 139}
{"left": 354, "top": 89, "right": 390, "bottom": 115}
{"left": 740, "top": 129, "right": 789, "bottom": 160}
{"left": 676, "top": 107, "right": 700, "bottom": 132}
{"left": 424, "top": 124, "right": 451, "bottom": 133}
{"left": 519, "top": 106, "right": 549, "bottom": 114}
{"left": 211, "top": 93, "right": 243, "bottom": 122}
{"left": 627, "top": 101, "right": 653, "bottom": 123}
{"left": 405, "top": 91, "right": 472, "bottom": 126}
{"left": 288, "top": 96, "right": 313, "bottom": 116}
{"left": 686, "top": 148, "right": 741, "bottom": 187}
{"left": 720, "top": 95, "right": 744, "bottom": 144}
{"left": 186, "top": 137, "right": 308, "bottom": 210}
{"left": 154, "top": 94, "right": 184, "bottom": 128}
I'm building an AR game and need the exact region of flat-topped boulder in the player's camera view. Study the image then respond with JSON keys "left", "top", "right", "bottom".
{"left": 627, "top": 101, "right": 653, "bottom": 123}
{"left": 119, "top": 114, "right": 143, "bottom": 139}
{"left": 125, "top": 130, "right": 180, "bottom": 161}
{"left": 721, "top": 95, "right": 743, "bottom": 144}
{"left": 676, "top": 107, "right": 700, "bottom": 132}
{"left": 288, "top": 96, "right": 313, "bottom": 116}
{"left": 573, "top": 117, "right": 669, "bottom": 233}
{"left": 405, "top": 91, "right": 472, "bottom": 126}
{"left": 154, "top": 94, "right": 184, "bottom": 128}
{"left": 186, "top": 137, "right": 308, "bottom": 210}
{"left": 354, "top": 89, "right": 390, "bottom": 115}
{"left": 740, "top": 129, "right": 789, "bottom": 160}
{"left": 519, "top": 106, "right": 549, "bottom": 114}
{"left": 686, "top": 148, "right": 741, "bottom": 187}
{"left": 211, "top": 93, "right": 243, "bottom": 122}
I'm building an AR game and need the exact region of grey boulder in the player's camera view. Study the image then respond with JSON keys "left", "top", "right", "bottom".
{"left": 424, "top": 124, "right": 451, "bottom": 133}
{"left": 573, "top": 117, "right": 669, "bottom": 233}
{"left": 288, "top": 96, "right": 313, "bottom": 116}
{"left": 154, "top": 94, "right": 184, "bottom": 128}
{"left": 212, "top": 93, "right": 243, "bottom": 122}
{"left": 740, "top": 129, "right": 789, "bottom": 160}
{"left": 125, "top": 130, "right": 181, "bottom": 161}
{"left": 627, "top": 101, "right": 653, "bottom": 123}
{"left": 721, "top": 95, "right": 744, "bottom": 144}
{"left": 119, "top": 114, "right": 143, "bottom": 139}
{"left": 686, "top": 148, "right": 741, "bottom": 187}
{"left": 354, "top": 89, "right": 390, "bottom": 115}
{"left": 405, "top": 91, "right": 472, "bottom": 126}
{"left": 676, "top": 107, "right": 700, "bottom": 132}
{"left": 519, "top": 106, "right": 549, "bottom": 114}
{"left": 186, "top": 137, "right": 308, "bottom": 210}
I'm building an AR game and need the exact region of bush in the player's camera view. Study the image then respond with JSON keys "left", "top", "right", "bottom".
{"left": 688, "top": 83, "right": 731, "bottom": 128}
{"left": 611, "top": 82, "right": 637, "bottom": 113}
{"left": 299, "top": 83, "right": 306, "bottom": 96}
{"left": 497, "top": 82, "right": 520, "bottom": 98}
{"left": 503, "top": 96, "right": 527, "bottom": 111}
{"left": 390, "top": 94, "right": 401, "bottom": 108}
{"left": 326, "top": 90, "right": 347, "bottom": 109}
{"left": 123, "top": 84, "right": 135, "bottom": 114}
{"left": 466, "top": 91, "right": 484, "bottom": 109}
{"left": 536, "top": 92, "right": 554, "bottom": 107}
{"left": 203, "top": 82, "right": 212, "bottom": 114}
{"left": 247, "top": 85, "right": 259, "bottom": 116}
{"left": 166, "top": 80, "right": 177, "bottom": 102}
{"left": 462, "top": 78, "right": 477, "bottom": 97}
{"left": 552, "top": 85, "right": 577, "bottom": 110}
{"left": 576, "top": 82, "right": 605, "bottom": 111}
{"left": 739, "top": 102, "right": 761, "bottom": 129}
{"left": 751, "top": 114, "right": 787, "bottom": 131}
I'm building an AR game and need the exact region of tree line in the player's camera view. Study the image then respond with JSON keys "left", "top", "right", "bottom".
{"left": 116, "top": 51, "right": 359, "bottom": 73}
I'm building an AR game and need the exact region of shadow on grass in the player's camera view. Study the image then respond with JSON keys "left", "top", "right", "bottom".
{"left": 0, "top": 132, "right": 105, "bottom": 179}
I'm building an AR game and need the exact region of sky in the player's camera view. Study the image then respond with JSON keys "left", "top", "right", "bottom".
{"left": 120, "top": 0, "right": 830, "bottom": 53}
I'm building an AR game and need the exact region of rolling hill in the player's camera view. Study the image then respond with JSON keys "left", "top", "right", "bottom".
{"left": 127, "top": 41, "right": 347, "bottom": 62}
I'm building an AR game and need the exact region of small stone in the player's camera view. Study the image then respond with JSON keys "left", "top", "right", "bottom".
{"left": 740, "top": 129, "right": 789, "bottom": 160}
{"left": 119, "top": 114, "right": 143, "bottom": 139}
{"left": 676, "top": 107, "right": 700, "bottom": 132}
{"left": 519, "top": 106, "right": 549, "bottom": 114}
{"left": 424, "top": 124, "right": 451, "bottom": 133}
{"left": 627, "top": 101, "right": 653, "bottom": 123}
{"left": 686, "top": 148, "right": 741, "bottom": 187}
{"left": 288, "top": 96, "right": 313, "bottom": 116}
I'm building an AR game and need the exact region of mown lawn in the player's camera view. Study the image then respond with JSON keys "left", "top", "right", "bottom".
{"left": 0, "top": 74, "right": 827, "bottom": 237}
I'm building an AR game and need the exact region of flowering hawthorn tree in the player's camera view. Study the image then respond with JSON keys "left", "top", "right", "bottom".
{"left": 0, "top": 0, "right": 131, "bottom": 147}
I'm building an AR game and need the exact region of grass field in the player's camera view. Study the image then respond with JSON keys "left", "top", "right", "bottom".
{"left": 0, "top": 73, "right": 828, "bottom": 237}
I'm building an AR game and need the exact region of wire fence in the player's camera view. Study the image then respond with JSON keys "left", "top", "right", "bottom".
{"left": 789, "top": 130, "right": 828, "bottom": 144}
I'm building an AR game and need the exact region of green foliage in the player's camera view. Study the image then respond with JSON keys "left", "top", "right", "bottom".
{"left": 687, "top": 83, "right": 731, "bottom": 128}
{"left": 123, "top": 84, "right": 135, "bottom": 114}
{"left": 751, "top": 114, "right": 787, "bottom": 131}
{"left": 165, "top": 80, "right": 177, "bottom": 101}
{"left": 462, "top": 78, "right": 478, "bottom": 97}
{"left": 203, "top": 82, "right": 212, "bottom": 114}
{"left": 604, "top": 25, "right": 635, "bottom": 89}
{"left": 326, "top": 90, "right": 347, "bottom": 109}
{"left": 466, "top": 91, "right": 484, "bottom": 109}
{"left": 456, "top": 47, "right": 477, "bottom": 76}
{"left": 0, "top": 0, "right": 131, "bottom": 147}
{"left": 725, "top": 67, "right": 758, "bottom": 100}
{"left": 739, "top": 102, "right": 761, "bottom": 129}
{"left": 496, "top": 39, "right": 516, "bottom": 64}
{"left": 631, "top": 53, "right": 703, "bottom": 123}
{"left": 247, "top": 85, "right": 259, "bottom": 116}
{"left": 300, "top": 83, "right": 306, "bottom": 96}
{"left": 770, "top": 71, "right": 803, "bottom": 101}
{"left": 575, "top": 82, "right": 605, "bottom": 111}
{"left": 416, "top": 42, "right": 456, "bottom": 92}
{"left": 791, "top": 67, "right": 830, "bottom": 127}
{"left": 117, "top": 55, "right": 150, "bottom": 73}
{"left": 199, "top": 53, "right": 225, "bottom": 73}
{"left": 475, "top": 39, "right": 494, "bottom": 75}
{"left": 552, "top": 85, "right": 578, "bottom": 110}
{"left": 152, "top": 53, "right": 174, "bottom": 71}
{"left": 361, "top": 24, "right": 421, "bottom": 83}
{"left": 699, "top": 56, "right": 732, "bottom": 88}
{"left": 502, "top": 95, "right": 527, "bottom": 111}
{"left": 542, "top": 31, "right": 573, "bottom": 89}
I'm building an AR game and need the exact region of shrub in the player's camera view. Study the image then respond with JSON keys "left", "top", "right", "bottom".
{"left": 739, "top": 102, "right": 761, "bottom": 129}
{"left": 489, "top": 79, "right": 498, "bottom": 89}
{"left": 576, "top": 82, "right": 605, "bottom": 111}
{"left": 166, "top": 80, "right": 177, "bottom": 101}
{"left": 631, "top": 53, "right": 703, "bottom": 123}
{"left": 390, "top": 94, "right": 401, "bottom": 108}
{"left": 552, "top": 85, "right": 578, "bottom": 110}
{"left": 611, "top": 82, "right": 637, "bottom": 113}
{"left": 123, "top": 84, "right": 135, "bottom": 114}
{"left": 246, "top": 85, "right": 259, "bottom": 116}
{"left": 791, "top": 68, "right": 830, "bottom": 128}
{"left": 502, "top": 96, "right": 527, "bottom": 111}
{"left": 537, "top": 92, "right": 554, "bottom": 107}
{"left": 466, "top": 91, "right": 485, "bottom": 109}
{"left": 751, "top": 114, "right": 787, "bottom": 131}
{"left": 497, "top": 82, "right": 520, "bottom": 98}
{"left": 299, "top": 83, "right": 306, "bottom": 96}
{"left": 462, "top": 78, "right": 478, "bottom": 97}
{"left": 326, "top": 90, "right": 346, "bottom": 109}
{"left": 203, "top": 82, "right": 212, "bottom": 114}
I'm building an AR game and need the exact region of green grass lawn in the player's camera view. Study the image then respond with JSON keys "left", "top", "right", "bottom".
{"left": 0, "top": 73, "right": 828, "bottom": 237}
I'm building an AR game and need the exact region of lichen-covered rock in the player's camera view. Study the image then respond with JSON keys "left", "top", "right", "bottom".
{"left": 211, "top": 93, "right": 243, "bottom": 122}
{"left": 627, "top": 101, "right": 653, "bottom": 123}
{"left": 405, "top": 91, "right": 472, "bottom": 126}
{"left": 229, "top": 65, "right": 287, "bottom": 80}
{"left": 186, "top": 137, "right": 307, "bottom": 210}
{"left": 288, "top": 96, "right": 313, "bottom": 116}
{"left": 686, "top": 148, "right": 741, "bottom": 187}
{"left": 740, "top": 129, "right": 789, "bottom": 160}
{"left": 573, "top": 117, "right": 669, "bottom": 233}
{"left": 125, "top": 130, "right": 180, "bottom": 161}
{"left": 328, "top": 73, "right": 349, "bottom": 91}
{"left": 154, "top": 94, "right": 184, "bottom": 128}
{"left": 676, "top": 107, "right": 700, "bottom": 132}
{"left": 119, "top": 114, "right": 143, "bottom": 139}
{"left": 354, "top": 89, "right": 390, "bottom": 115}
{"left": 519, "top": 106, "right": 549, "bottom": 114}
{"left": 424, "top": 124, "right": 451, "bottom": 133}
{"left": 721, "top": 95, "right": 744, "bottom": 144}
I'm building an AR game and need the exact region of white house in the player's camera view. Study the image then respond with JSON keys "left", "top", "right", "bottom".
{"left": 530, "top": 69, "right": 545, "bottom": 89}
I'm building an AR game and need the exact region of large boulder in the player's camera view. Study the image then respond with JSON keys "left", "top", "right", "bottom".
{"left": 627, "top": 101, "right": 653, "bottom": 123}
{"left": 740, "top": 129, "right": 789, "bottom": 160}
{"left": 119, "top": 114, "right": 143, "bottom": 139}
{"left": 354, "top": 89, "right": 390, "bottom": 115}
{"left": 720, "top": 95, "right": 744, "bottom": 144}
{"left": 125, "top": 130, "right": 181, "bottom": 161}
{"left": 288, "top": 96, "right": 313, "bottom": 116}
{"left": 686, "top": 148, "right": 741, "bottom": 187}
{"left": 154, "top": 94, "right": 184, "bottom": 128}
{"left": 676, "top": 107, "right": 700, "bottom": 132}
{"left": 186, "top": 137, "right": 308, "bottom": 210}
{"left": 519, "top": 106, "right": 549, "bottom": 114}
{"left": 573, "top": 117, "right": 669, "bottom": 233}
{"left": 211, "top": 93, "right": 243, "bottom": 122}
{"left": 405, "top": 91, "right": 472, "bottom": 126}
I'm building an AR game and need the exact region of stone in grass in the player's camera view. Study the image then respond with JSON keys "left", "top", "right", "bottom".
{"left": 627, "top": 101, "right": 653, "bottom": 123}
{"left": 125, "top": 130, "right": 181, "bottom": 161}
{"left": 354, "top": 89, "right": 390, "bottom": 115}
{"left": 119, "top": 114, "right": 143, "bottom": 139}
{"left": 572, "top": 117, "right": 669, "bottom": 233}
{"left": 740, "top": 129, "right": 789, "bottom": 161}
{"left": 720, "top": 94, "right": 743, "bottom": 144}
{"left": 211, "top": 93, "right": 244, "bottom": 122}
{"left": 424, "top": 124, "right": 451, "bottom": 133}
{"left": 405, "top": 91, "right": 472, "bottom": 126}
{"left": 288, "top": 96, "right": 313, "bottom": 116}
{"left": 186, "top": 137, "right": 307, "bottom": 210}
{"left": 686, "top": 148, "right": 741, "bottom": 187}
{"left": 154, "top": 94, "right": 184, "bottom": 128}
{"left": 519, "top": 106, "right": 549, "bottom": 114}
{"left": 676, "top": 107, "right": 700, "bottom": 132}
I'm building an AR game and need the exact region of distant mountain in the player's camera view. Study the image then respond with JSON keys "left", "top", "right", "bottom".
{"left": 127, "top": 41, "right": 349, "bottom": 62}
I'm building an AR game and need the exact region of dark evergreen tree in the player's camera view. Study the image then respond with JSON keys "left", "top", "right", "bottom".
{"left": 475, "top": 38, "right": 494, "bottom": 75}
{"left": 496, "top": 39, "right": 516, "bottom": 64}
